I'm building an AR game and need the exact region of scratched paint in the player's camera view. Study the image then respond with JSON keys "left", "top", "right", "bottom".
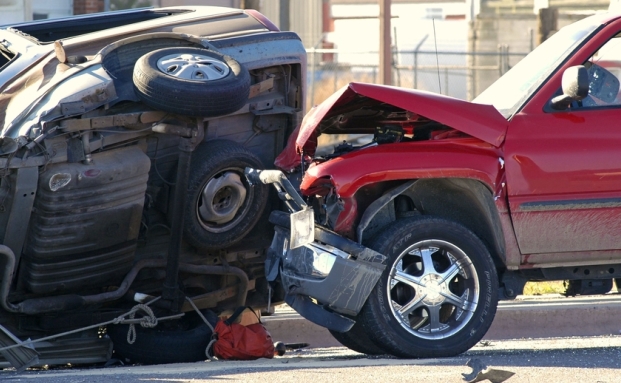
{"left": 512, "top": 207, "right": 621, "bottom": 255}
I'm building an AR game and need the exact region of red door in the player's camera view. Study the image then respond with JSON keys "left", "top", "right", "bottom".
{"left": 505, "top": 20, "right": 621, "bottom": 265}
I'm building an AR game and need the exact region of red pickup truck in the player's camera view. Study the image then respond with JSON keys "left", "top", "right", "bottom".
{"left": 249, "top": 11, "right": 621, "bottom": 359}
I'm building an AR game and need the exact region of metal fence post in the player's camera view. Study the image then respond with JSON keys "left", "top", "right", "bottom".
{"left": 414, "top": 51, "right": 418, "bottom": 89}
{"left": 333, "top": 62, "right": 338, "bottom": 93}
{"left": 304, "top": 46, "right": 529, "bottom": 103}
{"left": 309, "top": 48, "right": 316, "bottom": 107}
{"left": 412, "top": 35, "right": 427, "bottom": 89}
{"left": 497, "top": 45, "right": 502, "bottom": 77}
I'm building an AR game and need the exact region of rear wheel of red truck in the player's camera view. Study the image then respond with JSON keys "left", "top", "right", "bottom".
{"left": 359, "top": 216, "right": 498, "bottom": 358}
{"left": 108, "top": 310, "right": 218, "bottom": 365}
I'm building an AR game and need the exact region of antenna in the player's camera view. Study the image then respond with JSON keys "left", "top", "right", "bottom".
{"left": 432, "top": 18, "right": 442, "bottom": 94}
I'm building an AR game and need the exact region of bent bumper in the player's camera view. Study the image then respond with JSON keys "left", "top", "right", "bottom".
{"left": 269, "top": 217, "right": 385, "bottom": 317}
{"left": 247, "top": 167, "right": 386, "bottom": 330}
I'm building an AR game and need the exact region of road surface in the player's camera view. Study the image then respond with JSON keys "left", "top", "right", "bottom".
{"left": 2, "top": 336, "right": 621, "bottom": 382}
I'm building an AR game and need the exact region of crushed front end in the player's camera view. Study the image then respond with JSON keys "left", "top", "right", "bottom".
{"left": 245, "top": 169, "right": 385, "bottom": 332}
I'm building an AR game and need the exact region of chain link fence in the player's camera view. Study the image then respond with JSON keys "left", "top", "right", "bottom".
{"left": 306, "top": 47, "right": 529, "bottom": 110}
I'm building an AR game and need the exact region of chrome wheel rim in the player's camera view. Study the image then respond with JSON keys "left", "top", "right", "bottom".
{"left": 387, "top": 239, "right": 479, "bottom": 340}
{"left": 157, "top": 53, "right": 230, "bottom": 81}
{"left": 197, "top": 169, "right": 250, "bottom": 233}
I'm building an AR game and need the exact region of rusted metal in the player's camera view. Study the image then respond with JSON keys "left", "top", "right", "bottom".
{"left": 162, "top": 133, "right": 195, "bottom": 311}
{"left": 178, "top": 264, "right": 250, "bottom": 308}
{"left": 60, "top": 111, "right": 167, "bottom": 132}
{"left": 179, "top": 280, "right": 256, "bottom": 312}
{"left": 248, "top": 76, "right": 274, "bottom": 98}
{"left": 151, "top": 123, "right": 193, "bottom": 138}
{"left": 0, "top": 246, "right": 249, "bottom": 315}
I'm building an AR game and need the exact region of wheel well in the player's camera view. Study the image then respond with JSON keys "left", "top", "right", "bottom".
{"left": 361, "top": 178, "right": 506, "bottom": 269}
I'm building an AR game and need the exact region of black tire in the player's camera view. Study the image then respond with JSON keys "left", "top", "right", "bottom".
{"left": 108, "top": 311, "right": 218, "bottom": 365}
{"left": 329, "top": 321, "right": 386, "bottom": 355}
{"left": 184, "top": 140, "right": 268, "bottom": 250}
{"left": 133, "top": 47, "right": 250, "bottom": 117}
{"left": 359, "top": 216, "right": 498, "bottom": 358}
{"left": 103, "top": 38, "right": 201, "bottom": 82}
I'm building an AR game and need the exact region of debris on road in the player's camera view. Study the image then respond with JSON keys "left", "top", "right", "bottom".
{"left": 274, "top": 342, "right": 286, "bottom": 356}
{"left": 462, "top": 358, "right": 515, "bottom": 383}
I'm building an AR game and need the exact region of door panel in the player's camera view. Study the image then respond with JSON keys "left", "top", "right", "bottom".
{"left": 506, "top": 109, "right": 621, "bottom": 256}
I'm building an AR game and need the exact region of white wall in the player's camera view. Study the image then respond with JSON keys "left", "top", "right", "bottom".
{"left": 329, "top": 3, "right": 467, "bottom": 55}
{"left": 261, "top": 0, "right": 323, "bottom": 48}
{"left": 160, "top": 0, "right": 240, "bottom": 7}
{"left": 0, "top": 0, "right": 28, "bottom": 25}
{"left": 32, "top": 0, "right": 72, "bottom": 19}
{"left": 0, "top": 0, "right": 73, "bottom": 23}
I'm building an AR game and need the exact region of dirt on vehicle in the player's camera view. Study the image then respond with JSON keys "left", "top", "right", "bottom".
{"left": 0, "top": 6, "right": 304, "bottom": 369}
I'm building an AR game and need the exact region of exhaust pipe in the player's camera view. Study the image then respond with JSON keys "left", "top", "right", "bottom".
{"left": 0, "top": 247, "right": 249, "bottom": 315}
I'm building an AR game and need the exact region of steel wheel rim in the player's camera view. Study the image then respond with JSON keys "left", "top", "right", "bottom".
{"left": 386, "top": 239, "right": 479, "bottom": 340}
{"left": 197, "top": 168, "right": 252, "bottom": 233}
{"left": 157, "top": 53, "right": 230, "bottom": 81}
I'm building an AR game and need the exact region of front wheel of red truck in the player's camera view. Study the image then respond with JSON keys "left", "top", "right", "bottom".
{"left": 329, "top": 321, "right": 387, "bottom": 355}
{"left": 359, "top": 216, "right": 498, "bottom": 358}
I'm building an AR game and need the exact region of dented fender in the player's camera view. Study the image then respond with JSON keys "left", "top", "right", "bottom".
{"left": 300, "top": 138, "right": 506, "bottom": 242}
{"left": 301, "top": 138, "right": 504, "bottom": 199}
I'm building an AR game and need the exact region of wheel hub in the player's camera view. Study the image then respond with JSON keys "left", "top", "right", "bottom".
{"left": 199, "top": 171, "right": 247, "bottom": 225}
{"left": 387, "top": 240, "right": 479, "bottom": 340}
{"left": 419, "top": 274, "right": 448, "bottom": 306}
{"left": 157, "top": 53, "right": 230, "bottom": 81}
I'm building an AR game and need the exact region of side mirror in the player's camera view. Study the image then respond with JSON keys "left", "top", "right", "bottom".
{"left": 550, "top": 65, "right": 589, "bottom": 110}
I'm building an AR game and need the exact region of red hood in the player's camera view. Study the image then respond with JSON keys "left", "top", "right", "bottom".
{"left": 275, "top": 82, "right": 508, "bottom": 171}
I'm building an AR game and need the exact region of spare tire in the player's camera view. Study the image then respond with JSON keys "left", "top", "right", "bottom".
{"left": 108, "top": 310, "right": 218, "bottom": 365}
{"left": 184, "top": 140, "right": 269, "bottom": 250}
{"left": 133, "top": 47, "right": 250, "bottom": 117}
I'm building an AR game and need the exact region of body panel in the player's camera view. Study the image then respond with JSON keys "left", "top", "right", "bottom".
{"left": 301, "top": 138, "right": 503, "bottom": 199}
{"left": 506, "top": 18, "right": 621, "bottom": 257}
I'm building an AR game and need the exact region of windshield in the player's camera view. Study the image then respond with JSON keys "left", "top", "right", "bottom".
{"left": 474, "top": 15, "right": 605, "bottom": 119}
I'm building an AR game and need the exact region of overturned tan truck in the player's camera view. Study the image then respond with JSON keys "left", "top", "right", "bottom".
{"left": 0, "top": 6, "right": 305, "bottom": 368}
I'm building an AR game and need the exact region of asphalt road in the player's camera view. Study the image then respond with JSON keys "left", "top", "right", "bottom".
{"left": 3, "top": 294, "right": 621, "bottom": 382}
{"left": 2, "top": 336, "right": 621, "bottom": 382}
{"left": 264, "top": 294, "right": 621, "bottom": 347}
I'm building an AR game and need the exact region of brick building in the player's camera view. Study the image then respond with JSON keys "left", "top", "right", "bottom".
{"left": 74, "top": 0, "right": 104, "bottom": 15}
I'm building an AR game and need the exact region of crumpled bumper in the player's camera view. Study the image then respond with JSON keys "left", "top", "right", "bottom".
{"left": 245, "top": 167, "right": 386, "bottom": 331}
{"left": 266, "top": 210, "right": 386, "bottom": 331}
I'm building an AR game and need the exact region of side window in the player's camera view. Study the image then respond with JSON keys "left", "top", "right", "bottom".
{"left": 0, "top": 42, "right": 16, "bottom": 72}
{"left": 573, "top": 34, "right": 621, "bottom": 109}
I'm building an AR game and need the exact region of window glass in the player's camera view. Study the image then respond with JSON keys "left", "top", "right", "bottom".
{"left": 474, "top": 15, "right": 602, "bottom": 118}
{"left": 0, "top": 40, "right": 16, "bottom": 70}
{"left": 573, "top": 34, "right": 621, "bottom": 108}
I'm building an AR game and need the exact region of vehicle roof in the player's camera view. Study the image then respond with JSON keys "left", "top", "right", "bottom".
{"left": 2, "top": 6, "right": 271, "bottom": 46}
{"left": 581, "top": 10, "right": 621, "bottom": 26}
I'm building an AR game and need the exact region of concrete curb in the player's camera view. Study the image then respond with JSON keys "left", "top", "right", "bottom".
{"left": 263, "top": 295, "right": 621, "bottom": 348}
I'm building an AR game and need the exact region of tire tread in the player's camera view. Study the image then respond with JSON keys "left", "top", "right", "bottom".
{"left": 359, "top": 216, "right": 498, "bottom": 358}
